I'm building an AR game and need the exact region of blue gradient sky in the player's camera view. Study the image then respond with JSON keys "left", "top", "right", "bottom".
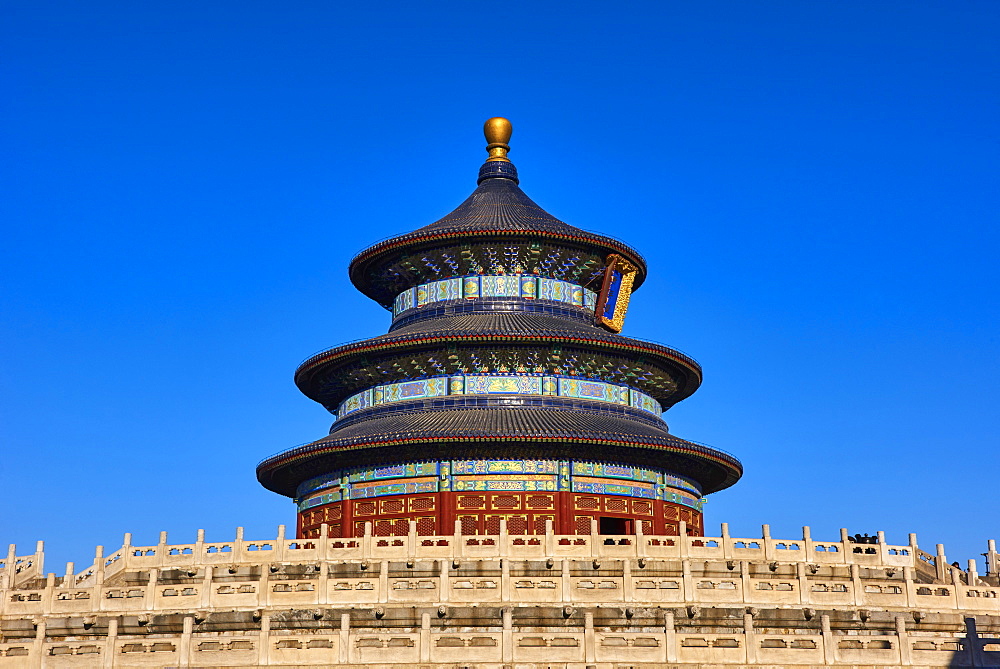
{"left": 3, "top": 1, "right": 998, "bottom": 571}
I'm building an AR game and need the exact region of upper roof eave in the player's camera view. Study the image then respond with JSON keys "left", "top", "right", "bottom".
{"left": 347, "top": 175, "right": 648, "bottom": 307}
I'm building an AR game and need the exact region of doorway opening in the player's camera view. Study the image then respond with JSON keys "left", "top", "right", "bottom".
{"left": 598, "top": 516, "right": 633, "bottom": 535}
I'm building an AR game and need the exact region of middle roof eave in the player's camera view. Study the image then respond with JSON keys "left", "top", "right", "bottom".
{"left": 293, "top": 313, "right": 702, "bottom": 407}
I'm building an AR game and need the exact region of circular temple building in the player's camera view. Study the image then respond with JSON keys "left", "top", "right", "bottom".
{"left": 257, "top": 119, "right": 742, "bottom": 539}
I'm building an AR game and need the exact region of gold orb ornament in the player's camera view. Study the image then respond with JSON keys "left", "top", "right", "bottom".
{"left": 483, "top": 117, "right": 512, "bottom": 162}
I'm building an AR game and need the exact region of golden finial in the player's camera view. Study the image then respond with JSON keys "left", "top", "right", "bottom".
{"left": 484, "top": 117, "right": 512, "bottom": 162}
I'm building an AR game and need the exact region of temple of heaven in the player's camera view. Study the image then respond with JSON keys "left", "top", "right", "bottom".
{"left": 256, "top": 118, "right": 742, "bottom": 539}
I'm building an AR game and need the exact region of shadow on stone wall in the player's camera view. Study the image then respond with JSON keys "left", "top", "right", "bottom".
{"left": 950, "top": 617, "right": 1000, "bottom": 668}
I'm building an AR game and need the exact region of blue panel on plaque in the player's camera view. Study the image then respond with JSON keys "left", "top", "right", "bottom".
{"left": 602, "top": 270, "right": 623, "bottom": 319}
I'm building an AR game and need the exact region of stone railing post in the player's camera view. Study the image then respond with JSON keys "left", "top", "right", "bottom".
{"left": 275, "top": 525, "right": 286, "bottom": 561}
{"left": 935, "top": 543, "right": 948, "bottom": 582}
{"left": 42, "top": 572, "right": 55, "bottom": 615}
{"left": 502, "top": 607, "right": 513, "bottom": 663}
{"left": 419, "top": 612, "right": 431, "bottom": 662}
{"left": 257, "top": 613, "right": 270, "bottom": 667}
{"left": 820, "top": 613, "right": 834, "bottom": 665}
{"left": 499, "top": 518, "right": 508, "bottom": 557}
{"left": 849, "top": 564, "right": 862, "bottom": 606}
{"left": 584, "top": 611, "right": 596, "bottom": 663}
{"left": 144, "top": 567, "right": 158, "bottom": 611}
{"left": 664, "top": 610, "right": 677, "bottom": 663}
{"left": 408, "top": 521, "right": 418, "bottom": 561}
{"left": 103, "top": 617, "right": 117, "bottom": 669}
{"left": 622, "top": 558, "right": 633, "bottom": 603}
{"left": 201, "top": 565, "right": 213, "bottom": 609}
{"left": 967, "top": 558, "right": 980, "bottom": 586}
{"left": 232, "top": 526, "right": 244, "bottom": 562}
{"left": 34, "top": 617, "right": 46, "bottom": 666}
{"left": 761, "top": 524, "right": 774, "bottom": 560}
{"left": 903, "top": 566, "right": 916, "bottom": 608}
{"left": 122, "top": 532, "right": 132, "bottom": 569}
{"left": 438, "top": 559, "right": 449, "bottom": 604}
{"left": 985, "top": 539, "right": 999, "bottom": 577}
{"left": 363, "top": 522, "right": 373, "bottom": 557}
{"left": 91, "top": 545, "right": 105, "bottom": 590}
{"left": 895, "top": 614, "right": 911, "bottom": 666}
{"left": 158, "top": 531, "right": 168, "bottom": 567}
{"left": 590, "top": 519, "right": 600, "bottom": 558}
{"left": 178, "top": 615, "right": 194, "bottom": 668}
{"left": 339, "top": 613, "right": 350, "bottom": 664}
{"left": 796, "top": 562, "right": 810, "bottom": 605}
{"left": 743, "top": 611, "right": 756, "bottom": 664}
{"left": 500, "top": 554, "right": 511, "bottom": 602}
{"left": 739, "top": 560, "right": 752, "bottom": 605}
{"left": 3, "top": 544, "right": 15, "bottom": 589}
{"left": 34, "top": 540, "right": 45, "bottom": 579}
{"left": 378, "top": 559, "right": 389, "bottom": 604}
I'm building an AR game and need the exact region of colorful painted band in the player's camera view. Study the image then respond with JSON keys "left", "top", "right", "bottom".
{"left": 295, "top": 458, "right": 704, "bottom": 511}
{"left": 337, "top": 374, "right": 662, "bottom": 420}
{"left": 393, "top": 274, "right": 598, "bottom": 317}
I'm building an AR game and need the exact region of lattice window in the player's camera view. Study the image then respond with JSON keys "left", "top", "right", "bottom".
{"left": 605, "top": 498, "right": 627, "bottom": 513}
{"left": 381, "top": 499, "right": 405, "bottom": 515}
{"left": 663, "top": 523, "right": 678, "bottom": 535}
{"left": 458, "top": 495, "right": 486, "bottom": 509}
{"left": 533, "top": 515, "right": 554, "bottom": 534}
{"left": 492, "top": 495, "right": 520, "bottom": 510}
{"left": 575, "top": 515, "right": 594, "bottom": 534}
{"left": 409, "top": 497, "right": 435, "bottom": 512}
{"left": 527, "top": 495, "right": 554, "bottom": 509}
{"left": 663, "top": 505, "right": 679, "bottom": 520}
{"left": 575, "top": 496, "right": 599, "bottom": 510}
{"left": 632, "top": 501, "right": 652, "bottom": 515}
{"left": 459, "top": 515, "right": 479, "bottom": 535}
{"left": 328, "top": 524, "right": 341, "bottom": 538}
{"left": 640, "top": 520, "right": 653, "bottom": 535}
{"left": 326, "top": 506, "right": 342, "bottom": 521}
{"left": 355, "top": 501, "right": 376, "bottom": 516}
{"left": 375, "top": 520, "right": 394, "bottom": 537}
{"left": 484, "top": 516, "right": 502, "bottom": 535}
{"left": 507, "top": 515, "right": 529, "bottom": 535}
{"left": 416, "top": 517, "right": 436, "bottom": 536}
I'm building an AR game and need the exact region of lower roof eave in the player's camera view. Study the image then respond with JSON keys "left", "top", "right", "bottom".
{"left": 256, "top": 433, "right": 742, "bottom": 500}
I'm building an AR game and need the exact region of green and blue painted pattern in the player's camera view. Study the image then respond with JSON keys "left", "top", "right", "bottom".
{"left": 295, "top": 459, "right": 703, "bottom": 512}
{"left": 337, "top": 374, "right": 662, "bottom": 419}
{"left": 393, "top": 274, "right": 598, "bottom": 317}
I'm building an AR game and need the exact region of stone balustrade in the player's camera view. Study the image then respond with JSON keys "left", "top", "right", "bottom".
{"left": 2, "top": 524, "right": 998, "bottom": 667}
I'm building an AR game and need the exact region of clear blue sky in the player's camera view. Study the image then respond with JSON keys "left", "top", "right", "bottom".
{"left": 3, "top": 1, "right": 998, "bottom": 572}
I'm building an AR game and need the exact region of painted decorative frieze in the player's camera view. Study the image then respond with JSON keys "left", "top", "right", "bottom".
{"left": 336, "top": 374, "right": 662, "bottom": 420}
{"left": 295, "top": 459, "right": 703, "bottom": 511}
{"left": 393, "top": 274, "right": 598, "bottom": 317}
